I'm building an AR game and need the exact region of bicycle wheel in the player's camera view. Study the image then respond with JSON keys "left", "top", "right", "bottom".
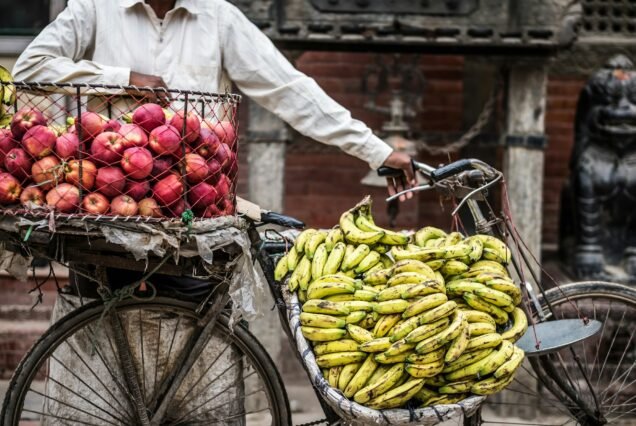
{"left": 1, "top": 296, "right": 291, "bottom": 426}
{"left": 481, "top": 281, "right": 636, "bottom": 425}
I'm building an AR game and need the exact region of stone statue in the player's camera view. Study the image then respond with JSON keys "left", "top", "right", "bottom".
{"left": 562, "top": 55, "right": 636, "bottom": 282}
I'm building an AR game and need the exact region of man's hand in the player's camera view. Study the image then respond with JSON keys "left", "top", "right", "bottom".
{"left": 128, "top": 71, "right": 171, "bottom": 105}
{"left": 382, "top": 151, "right": 417, "bottom": 202}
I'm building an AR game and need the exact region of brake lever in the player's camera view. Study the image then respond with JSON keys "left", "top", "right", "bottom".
{"left": 451, "top": 172, "right": 503, "bottom": 216}
{"left": 385, "top": 183, "right": 434, "bottom": 203}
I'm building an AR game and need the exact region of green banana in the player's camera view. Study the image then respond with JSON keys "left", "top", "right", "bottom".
{"left": 311, "top": 244, "right": 328, "bottom": 281}
{"left": 325, "top": 228, "right": 344, "bottom": 251}
{"left": 341, "top": 244, "right": 371, "bottom": 271}
{"left": 305, "top": 231, "right": 327, "bottom": 260}
{"left": 314, "top": 339, "right": 360, "bottom": 355}
{"left": 340, "top": 212, "right": 384, "bottom": 245}
{"left": 323, "top": 242, "right": 346, "bottom": 275}
{"left": 500, "top": 307, "right": 528, "bottom": 342}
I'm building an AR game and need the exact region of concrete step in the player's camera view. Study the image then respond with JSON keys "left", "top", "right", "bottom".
{"left": 0, "top": 305, "right": 53, "bottom": 321}
{"left": 0, "top": 319, "right": 50, "bottom": 380}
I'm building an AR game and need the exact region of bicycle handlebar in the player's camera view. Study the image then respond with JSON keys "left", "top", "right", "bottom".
{"left": 378, "top": 158, "right": 498, "bottom": 182}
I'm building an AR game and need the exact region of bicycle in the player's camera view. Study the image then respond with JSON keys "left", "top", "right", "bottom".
{"left": 0, "top": 158, "right": 634, "bottom": 425}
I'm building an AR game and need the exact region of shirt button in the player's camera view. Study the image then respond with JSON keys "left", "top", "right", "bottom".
{"left": 159, "top": 37, "right": 164, "bottom": 43}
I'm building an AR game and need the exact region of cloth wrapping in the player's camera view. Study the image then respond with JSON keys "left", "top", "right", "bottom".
{"left": 283, "top": 288, "right": 486, "bottom": 425}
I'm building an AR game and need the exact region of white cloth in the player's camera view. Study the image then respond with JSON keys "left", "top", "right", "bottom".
{"left": 13, "top": 0, "right": 393, "bottom": 169}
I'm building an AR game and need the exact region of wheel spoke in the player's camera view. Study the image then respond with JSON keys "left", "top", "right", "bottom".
{"left": 153, "top": 315, "right": 162, "bottom": 402}
{"left": 139, "top": 308, "right": 147, "bottom": 403}
{"left": 27, "top": 388, "right": 120, "bottom": 426}
{"left": 591, "top": 301, "right": 612, "bottom": 384}
{"left": 595, "top": 304, "right": 627, "bottom": 390}
{"left": 22, "top": 408, "right": 107, "bottom": 426}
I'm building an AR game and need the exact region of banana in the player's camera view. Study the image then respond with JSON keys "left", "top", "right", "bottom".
{"left": 463, "top": 292, "right": 509, "bottom": 325}
{"left": 403, "top": 317, "right": 451, "bottom": 344}
{"left": 328, "top": 366, "right": 343, "bottom": 388}
{"left": 314, "top": 339, "right": 360, "bottom": 355}
{"left": 300, "top": 312, "right": 345, "bottom": 329}
{"left": 344, "top": 354, "right": 379, "bottom": 398}
{"left": 465, "top": 333, "right": 503, "bottom": 352}
{"left": 443, "top": 231, "right": 464, "bottom": 246}
{"left": 445, "top": 318, "right": 470, "bottom": 363}
{"left": 439, "top": 380, "right": 475, "bottom": 394}
{"left": 363, "top": 262, "right": 385, "bottom": 278}
{"left": 363, "top": 268, "right": 392, "bottom": 286}
{"left": 446, "top": 281, "right": 487, "bottom": 297}
{"left": 401, "top": 281, "right": 445, "bottom": 299}
{"left": 302, "top": 299, "right": 350, "bottom": 316}
{"left": 468, "top": 322, "right": 497, "bottom": 336}
{"left": 501, "top": 307, "right": 528, "bottom": 342}
{"left": 375, "top": 351, "right": 414, "bottom": 364}
{"left": 366, "top": 378, "right": 425, "bottom": 410}
{"left": 275, "top": 254, "right": 289, "bottom": 282}
{"left": 405, "top": 359, "right": 444, "bottom": 378}
{"left": 298, "top": 290, "right": 307, "bottom": 303}
{"left": 391, "top": 246, "right": 445, "bottom": 262}
{"left": 316, "top": 351, "right": 368, "bottom": 368}
{"left": 406, "top": 347, "right": 445, "bottom": 364}
{"left": 325, "top": 294, "right": 357, "bottom": 302}
{"left": 354, "top": 363, "right": 406, "bottom": 404}
{"left": 465, "top": 236, "right": 484, "bottom": 263}
{"left": 471, "top": 373, "right": 515, "bottom": 395}
{"left": 414, "top": 311, "right": 465, "bottom": 353}
{"left": 346, "top": 311, "right": 367, "bottom": 324}
{"left": 306, "top": 231, "right": 328, "bottom": 260}
{"left": 294, "top": 256, "right": 312, "bottom": 291}
{"left": 354, "top": 251, "right": 381, "bottom": 274}
{"left": 340, "top": 212, "right": 384, "bottom": 245}
{"left": 301, "top": 327, "right": 347, "bottom": 342}
{"left": 463, "top": 310, "right": 497, "bottom": 326}
{"left": 287, "top": 246, "right": 300, "bottom": 271}
{"left": 307, "top": 280, "right": 356, "bottom": 300}
{"left": 415, "top": 227, "right": 447, "bottom": 247}
{"left": 375, "top": 299, "right": 410, "bottom": 315}
{"left": 402, "top": 293, "right": 449, "bottom": 319}
{"left": 322, "top": 369, "right": 329, "bottom": 380}
{"left": 478, "top": 340, "right": 514, "bottom": 376}
{"left": 359, "top": 337, "right": 392, "bottom": 353}
{"left": 474, "top": 287, "right": 515, "bottom": 312}
{"left": 445, "top": 350, "right": 500, "bottom": 381}
{"left": 486, "top": 278, "right": 522, "bottom": 305}
{"left": 468, "top": 260, "right": 509, "bottom": 277}
{"left": 494, "top": 346, "right": 524, "bottom": 378}
{"left": 347, "top": 324, "right": 375, "bottom": 344}
{"left": 338, "top": 362, "right": 362, "bottom": 391}
{"left": 421, "top": 393, "right": 468, "bottom": 406}
{"left": 426, "top": 375, "right": 448, "bottom": 387}
{"left": 443, "top": 243, "right": 473, "bottom": 259}
{"left": 441, "top": 260, "right": 470, "bottom": 277}
{"left": 415, "top": 386, "right": 439, "bottom": 402}
{"left": 392, "top": 259, "right": 437, "bottom": 278}
{"left": 358, "top": 313, "right": 378, "bottom": 329}
{"left": 472, "top": 272, "right": 507, "bottom": 283}
{"left": 377, "top": 284, "right": 416, "bottom": 302}
{"left": 388, "top": 272, "right": 434, "bottom": 287}
{"left": 323, "top": 242, "right": 346, "bottom": 275}
{"left": 442, "top": 348, "right": 494, "bottom": 374}
{"left": 311, "top": 244, "right": 328, "bottom": 281}
{"left": 295, "top": 229, "right": 316, "bottom": 254}
{"left": 373, "top": 244, "right": 390, "bottom": 254}
{"left": 388, "top": 316, "right": 421, "bottom": 342}
{"left": 415, "top": 300, "right": 457, "bottom": 324}
{"left": 353, "top": 290, "right": 378, "bottom": 302}
{"left": 341, "top": 270, "right": 357, "bottom": 279}
{"left": 355, "top": 215, "right": 411, "bottom": 246}
{"left": 379, "top": 254, "right": 394, "bottom": 269}
{"left": 434, "top": 271, "right": 445, "bottom": 287}
{"left": 383, "top": 339, "right": 416, "bottom": 357}
{"left": 373, "top": 314, "right": 402, "bottom": 338}
{"left": 325, "top": 228, "right": 344, "bottom": 252}
{"left": 341, "top": 244, "right": 371, "bottom": 271}
{"left": 475, "top": 234, "right": 512, "bottom": 264}
{"left": 425, "top": 259, "right": 446, "bottom": 271}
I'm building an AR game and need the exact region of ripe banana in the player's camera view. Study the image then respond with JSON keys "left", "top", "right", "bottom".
{"left": 406, "top": 347, "right": 445, "bottom": 364}
{"left": 441, "top": 260, "right": 470, "bottom": 277}
{"left": 494, "top": 346, "right": 524, "bottom": 379}
{"left": 311, "top": 244, "right": 328, "bottom": 281}
{"left": 346, "top": 311, "right": 367, "bottom": 324}
{"left": 373, "top": 244, "right": 390, "bottom": 254}
{"left": 392, "top": 259, "right": 436, "bottom": 278}
{"left": 415, "top": 300, "right": 457, "bottom": 324}
{"left": 354, "top": 251, "right": 382, "bottom": 274}
{"left": 366, "top": 378, "right": 425, "bottom": 410}
{"left": 344, "top": 354, "right": 379, "bottom": 398}
{"left": 293, "top": 256, "right": 312, "bottom": 291}
{"left": 421, "top": 393, "right": 468, "bottom": 406}
{"left": 405, "top": 359, "right": 444, "bottom": 378}
{"left": 354, "top": 363, "right": 406, "bottom": 404}
{"left": 338, "top": 362, "right": 362, "bottom": 391}
{"left": 465, "top": 333, "right": 503, "bottom": 352}
{"left": 325, "top": 228, "right": 344, "bottom": 251}
{"left": 355, "top": 215, "right": 410, "bottom": 246}
{"left": 443, "top": 243, "right": 473, "bottom": 259}
{"left": 353, "top": 290, "right": 378, "bottom": 302}
{"left": 340, "top": 212, "right": 384, "bottom": 245}
{"left": 316, "top": 351, "right": 368, "bottom": 368}
{"left": 443, "top": 232, "right": 464, "bottom": 246}
{"left": 300, "top": 312, "right": 345, "bottom": 329}
{"left": 439, "top": 380, "right": 475, "bottom": 394}
{"left": 328, "top": 366, "right": 342, "bottom": 388}
{"left": 323, "top": 242, "right": 346, "bottom": 275}
{"left": 445, "top": 318, "right": 470, "bottom": 363}
{"left": 387, "top": 272, "right": 433, "bottom": 287}
{"left": 415, "top": 227, "right": 447, "bottom": 247}
{"left": 305, "top": 231, "right": 327, "bottom": 260}
{"left": 379, "top": 254, "right": 394, "bottom": 269}
{"left": 302, "top": 299, "right": 350, "bottom": 316}
{"left": 301, "top": 327, "right": 347, "bottom": 342}
{"left": 307, "top": 280, "right": 356, "bottom": 300}
{"left": 363, "top": 268, "right": 392, "bottom": 285}
{"left": 363, "top": 262, "right": 385, "bottom": 277}
{"left": 402, "top": 293, "right": 448, "bottom": 318}
{"left": 415, "top": 386, "right": 439, "bottom": 402}
{"left": 314, "top": 339, "right": 360, "bottom": 355}
{"left": 478, "top": 340, "right": 514, "bottom": 376}
{"left": 383, "top": 339, "right": 416, "bottom": 357}
{"left": 335, "top": 300, "right": 374, "bottom": 312}
{"left": 486, "top": 278, "right": 522, "bottom": 305}
{"left": 500, "top": 307, "right": 528, "bottom": 342}
{"left": 373, "top": 314, "right": 402, "bottom": 338}
{"left": 391, "top": 246, "right": 445, "bottom": 262}
{"left": 295, "top": 229, "right": 316, "bottom": 254}
{"left": 426, "top": 375, "right": 448, "bottom": 387}
{"left": 275, "top": 254, "right": 289, "bottom": 282}
{"left": 341, "top": 244, "right": 371, "bottom": 271}
{"left": 375, "top": 351, "right": 415, "bottom": 364}
{"left": 468, "top": 260, "right": 509, "bottom": 277}
{"left": 465, "top": 236, "right": 484, "bottom": 263}
{"left": 358, "top": 313, "right": 378, "bottom": 329}
{"left": 468, "top": 322, "right": 497, "bottom": 336}
{"left": 377, "top": 284, "right": 415, "bottom": 302}
{"left": 463, "top": 292, "right": 509, "bottom": 325}
{"left": 425, "top": 259, "right": 446, "bottom": 271}
{"left": 401, "top": 281, "right": 445, "bottom": 299}
{"left": 463, "top": 310, "right": 497, "bottom": 326}
{"left": 298, "top": 290, "right": 307, "bottom": 303}
{"left": 347, "top": 324, "right": 375, "bottom": 344}
{"left": 471, "top": 373, "right": 515, "bottom": 395}
{"left": 446, "top": 281, "right": 487, "bottom": 297}
{"left": 474, "top": 234, "right": 512, "bottom": 264}
{"left": 474, "top": 287, "right": 515, "bottom": 312}
{"left": 325, "top": 294, "right": 357, "bottom": 302}
{"left": 403, "top": 317, "right": 451, "bottom": 344}
{"left": 414, "top": 311, "right": 465, "bottom": 353}
{"left": 287, "top": 246, "right": 300, "bottom": 271}
{"left": 375, "top": 299, "right": 410, "bottom": 314}
{"left": 359, "top": 337, "right": 392, "bottom": 353}
{"left": 442, "top": 348, "right": 494, "bottom": 374}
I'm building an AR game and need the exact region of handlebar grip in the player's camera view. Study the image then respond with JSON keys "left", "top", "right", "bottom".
{"left": 377, "top": 166, "right": 404, "bottom": 178}
{"left": 429, "top": 159, "right": 474, "bottom": 182}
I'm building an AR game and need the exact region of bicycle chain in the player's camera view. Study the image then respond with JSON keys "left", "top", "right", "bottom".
{"left": 295, "top": 418, "right": 331, "bottom": 426}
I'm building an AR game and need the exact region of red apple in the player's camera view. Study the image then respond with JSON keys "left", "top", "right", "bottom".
{"left": 91, "top": 131, "right": 126, "bottom": 165}
{"left": 20, "top": 186, "right": 45, "bottom": 208}
{"left": 121, "top": 147, "right": 153, "bottom": 179}
{"left": 153, "top": 174, "right": 184, "bottom": 207}
{"left": 206, "top": 159, "right": 222, "bottom": 184}
{"left": 226, "top": 152, "right": 238, "bottom": 178}
{"left": 170, "top": 111, "right": 201, "bottom": 144}
{"left": 213, "top": 142, "right": 237, "bottom": 174}
{"left": 110, "top": 195, "right": 139, "bottom": 216}
{"left": 95, "top": 166, "right": 126, "bottom": 198}
{"left": 118, "top": 123, "right": 148, "bottom": 148}
{"left": 188, "top": 182, "right": 218, "bottom": 210}
{"left": 64, "top": 159, "right": 97, "bottom": 190}
{"left": 22, "top": 125, "right": 57, "bottom": 158}
{"left": 55, "top": 132, "right": 80, "bottom": 159}
{"left": 132, "top": 103, "right": 165, "bottom": 133}
{"left": 32, "top": 156, "right": 63, "bottom": 190}
{"left": 103, "top": 119, "right": 122, "bottom": 133}
{"left": 194, "top": 128, "right": 221, "bottom": 159}
{"left": 0, "top": 129, "right": 18, "bottom": 157}
{"left": 125, "top": 180, "right": 150, "bottom": 201}
{"left": 211, "top": 120, "right": 237, "bottom": 148}
{"left": 148, "top": 124, "right": 181, "bottom": 155}
{"left": 76, "top": 111, "right": 105, "bottom": 140}
{"left": 11, "top": 107, "right": 47, "bottom": 139}
{"left": 183, "top": 153, "right": 209, "bottom": 183}
{"left": 46, "top": 183, "right": 80, "bottom": 213}
{"left": 138, "top": 198, "right": 163, "bottom": 217}
{"left": 215, "top": 173, "right": 231, "bottom": 202}
{"left": 220, "top": 198, "right": 235, "bottom": 215}
{"left": 82, "top": 192, "right": 110, "bottom": 215}
{"left": 0, "top": 173, "right": 22, "bottom": 205}
{"left": 4, "top": 148, "right": 33, "bottom": 181}
{"left": 199, "top": 204, "right": 221, "bottom": 218}
{"left": 163, "top": 198, "right": 187, "bottom": 217}
{"left": 151, "top": 156, "right": 174, "bottom": 179}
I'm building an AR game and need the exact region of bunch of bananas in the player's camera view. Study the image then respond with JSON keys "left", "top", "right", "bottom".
{"left": 0, "top": 66, "right": 16, "bottom": 127}
{"left": 276, "top": 199, "right": 528, "bottom": 411}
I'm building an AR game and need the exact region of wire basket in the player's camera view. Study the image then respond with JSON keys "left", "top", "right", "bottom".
{"left": 0, "top": 81, "right": 241, "bottom": 222}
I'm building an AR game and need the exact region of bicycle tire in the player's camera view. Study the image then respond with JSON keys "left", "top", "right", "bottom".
{"left": 1, "top": 297, "right": 292, "bottom": 426}
{"left": 482, "top": 281, "right": 636, "bottom": 425}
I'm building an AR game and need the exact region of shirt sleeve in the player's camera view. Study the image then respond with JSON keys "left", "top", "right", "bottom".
{"left": 220, "top": 5, "right": 393, "bottom": 170}
{"left": 12, "top": 0, "right": 130, "bottom": 86}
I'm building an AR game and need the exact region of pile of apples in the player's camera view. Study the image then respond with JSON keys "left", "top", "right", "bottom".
{"left": 0, "top": 102, "right": 237, "bottom": 218}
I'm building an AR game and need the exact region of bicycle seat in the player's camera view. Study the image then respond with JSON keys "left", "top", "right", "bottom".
{"left": 236, "top": 197, "right": 305, "bottom": 229}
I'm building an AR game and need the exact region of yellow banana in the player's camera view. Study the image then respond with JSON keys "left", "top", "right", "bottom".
{"left": 403, "top": 317, "right": 451, "bottom": 344}
{"left": 363, "top": 262, "right": 384, "bottom": 278}
{"left": 295, "top": 229, "right": 316, "bottom": 254}
{"left": 377, "top": 284, "right": 415, "bottom": 302}
{"left": 391, "top": 246, "right": 445, "bottom": 262}
{"left": 375, "top": 351, "right": 414, "bottom": 364}
{"left": 465, "top": 236, "right": 484, "bottom": 263}
{"left": 373, "top": 314, "right": 402, "bottom": 338}
{"left": 415, "top": 386, "right": 439, "bottom": 402}
{"left": 347, "top": 324, "right": 375, "bottom": 344}
{"left": 275, "top": 254, "right": 289, "bottom": 282}
{"left": 323, "top": 242, "right": 346, "bottom": 275}
{"left": 383, "top": 338, "right": 416, "bottom": 357}
{"left": 316, "top": 351, "right": 368, "bottom": 368}
{"left": 388, "top": 316, "right": 420, "bottom": 342}
{"left": 414, "top": 311, "right": 465, "bottom": 353}
{"left": 305, "top": 231, "right": 328, "bottom": 260}
{"left": 439, "top": 380, "right": 476, "bottom": 394}
{"left": 375, "top": 299, "right": 410, "bottom": 315}
{"left": 301, "top": 327, "right": 347, "bottom": 342}
{"left": 335, "top": 300, "right": 374, "bottom": 312}
{"left": 471, "top": 373, "right": 515, "bottom": 395}
{"left": 478, "top": 340, "right": 514, "bottom": 376}
{"left": 379, "top": 254, "right": 394, "bottom": 269}
{"left": 300, "top": 312, "right": 345, "bottom": 329}
{"left": 468, "top": 322, "right": 497, "bottom": 336}
{"left": 302, "top": 299, "right": 350, "bottom": 316}
{"left": 434, "top": 271, "right": 445, "bottom": 287}
{"left": 355, "top": 215, "right": 410, "bottom": 245}
{"left": 426, "top": 375, "right": 447, "bottom": 387}
{"left": 328, "top": 366, "right": 342, "bottom": 388}
{"left": 415, "top": 300, "right": 457, "bottom": 324}
{"left": 346, "top": 311, "right": 367, "bottom": 324}
{"left": 392, "top": 259, "right": 436, "bottom": 278}
{"left": 463, "top": 310, "right": 497, "bottom": 326}
{"left": 468, "top": 260, "right": 509, "bottom": 276}
{"left": 325, "top": 294, "right": 357, "bottom": 302}
{"left": 494, "top": 346, "right": 524, "bottom": 378}
{"left": 446, "top": 281, "right": 487, "bottom": 297}
{"left": 340, "top": 212, "right": 384, "bottom": 245}
{"left": 294, "top": 256, "right": 312, "bottom": 291}
{"left": 353, "top": 290, "right": 377, "bottom": 302}
{"left": 405, "top": 360, "right": 444, "bottom": 378}
{"left": 474, "top": 287, "right": 515, "bottom": 311}
{"left": 287, "top": 246, "right": 300, "bottom": 271}
{"left": 441, "top": 260, "right": 470, "bottom": 277}
{"left": 366, "top": 378, "right": 425, "bottom": 410}
{"left": 475, "top": 234, "right": 512, "bottom": 264}
{"left": 358, "top": 313, "right": 378, "bottom": 329}
{"left": 415, "top": 226, "right": 447, "bottom": 247}
{"left": 486, "top": 278, "right": 522, "bottom": 305}
{"left": 354, "top": 363, "right": 406, "bottom": 404}
{"left": 425, "top": 259, "right": 446, "bottom": 271}
{"left": 445, "top": 318, "right": 470, "bottom": 363}
{"left": 463, "top": 292, "right": 509, "bottom": 325}
{"left": 406, "top": 347, "right": 445, "bottom": 364}
{"left": 354, "top": 251, "right": 381, "bottom": 274}
{"left": 442, "top": 348, "right": 495, "bottom": 374}
{"left": 443, "top": 231, "right": 464, "bottom": 246}
{"left": 500, "top": 307, "right": 528, "bottom": 342}
{"left": 307, "top": 280, "right": 356, "bottom": 300}
{"left": 401, "top": 281, "right": 445, "bottom": 299}
{"left": 341, "top": 244, "right": 371, "bottom": 271}
{"left": 314, "top": 339, "right": 360, "bottom": 355}
{"left": 298, "top": 290, "right": 307, "bottom": 303}
{"left": 402, "top": 293, "right": 449, "bottom": 319}
{"left": 388, "top": 272, "right": 433, "bottom": 287}
{"left": 344, "top": 354, "right": 379, "bottom": 398}
{"left": 359, "top": 337, "right": 392, "bottom": 353}
{"left": 443, "top": 243, "right": 473, "bottom": 259}
{"left": 311, "top": 244, "right": 328, "bottom": 281}
{"left": 325, "top": 228, "right": 344, "bottom": 252}
{"left": 373, "top": 244, "right": 390, "bottom": 254}
{"left": 363, "top": 268, "right": 392, "bottom": 286}
{"left": 338, "top": 362, "right": 362, "bottom": 391}
{"left": 421, "top": 393, "right": 468, "bottom": 406}
{"left": 465, "top": 333, "right": 503, "bottom": 352}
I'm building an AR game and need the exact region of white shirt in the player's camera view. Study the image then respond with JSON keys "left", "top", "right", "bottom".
{"left": 13, "top": 0, "right": 393, "bottom": 169}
